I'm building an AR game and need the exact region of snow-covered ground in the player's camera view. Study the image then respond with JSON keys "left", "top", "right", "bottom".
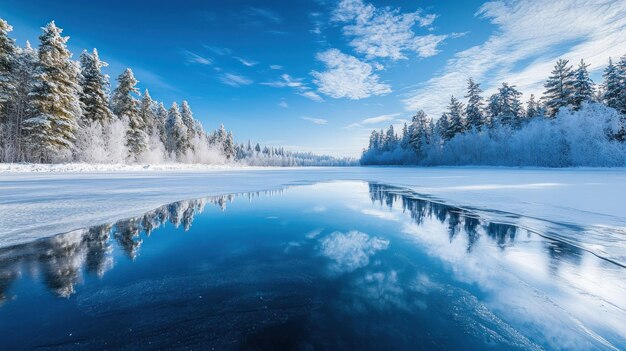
{"left": 1, "top": 165, "right": 625, "bottom": 265}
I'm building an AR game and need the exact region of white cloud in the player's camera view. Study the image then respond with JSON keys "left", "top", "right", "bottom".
{"left": 262, "top": 74, "right": 324, "bottom": 102}
{"left": 298, "top": 91, "right": 324, "bottom": 102}
{"left": 278, "top": 100, "right": 288, "bottom": 108}
{"left": 182, "top": 50, "right": 212, "bottom": 65}
{"left": 403, "top": 0, "right": 626, "bottom": 117}
{"left": 332, "top": 0, "right": 448, "bottom": 60}
{"left": 269, "top": 64, "right": 283, "bottom": 70}
{"left": 219, "top": 73, "right": 253, "bottom": 87}
{"left": 312, "top": 48, "right": 391, "bottom": 99}
{"left": 345, "top": 113, "right": 402, "bottom": 129}
{"left": 300, "top": 116, "right": 328, "bottom": 125}
{"left": 203, "top": 45, "right": 231, "bottom": 56}
{"left": 235, "top": 56, "right": 258, "bottom": 67}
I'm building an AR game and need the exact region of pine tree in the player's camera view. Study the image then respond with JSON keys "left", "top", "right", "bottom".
{"left": 180, "top": 100, "right": 196, "bottom": 140}
{"left": 224, "top": 131, "right": 235, "bottom": 159}
{"left": 603, "top": 58, "right": 623, "bottom": 113}
{"left": 492, "top": 83, "right": 524, "bottom": 128}
{"left": 23, "top": 21, "right": 82, "bottom": 162}
{"left": 446, "top": 96, "right": 465, "bottom": 137}
{"left": 155, "top": 101, "right": 168, "bottom": 144}
{"left": 543, "top": 58, "right": 576, "bottom": 116}
{"left": 79, "top": 49, "right": 114, "bottom": 124}
{"left": 526, "top": 94, "right": 540, "bottom": 119}
{"left": 10, "top": 42, "right": 37, "bottom": 161}
{"left": 572, "top": 59, "right": 594, "bottom": 110}
{"left": 464, "top": 78, "right": 485, "bottom": 131}
{"left": 384, "top": 124, "right": 397, "bottom": 150}
{"left": 165, "top": 102, "right": 188, "bottom": 159}
{"left": 409, "top": 110, "right": 429, "bottom": 156}
{"left": 112, "top": 68, "right": 147, "bottom": 159}
{"left": 0, "top": 19, "right": 17, "bottom": 120}
{"left": 437, "top": 113, "right": 451, "bottom": 140}
{"left": 139, "top": 89, "right": 156, "bottom": 136}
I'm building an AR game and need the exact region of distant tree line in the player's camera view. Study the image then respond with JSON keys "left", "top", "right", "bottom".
{"left": 362, "top": 57, "right": 626, "bottom": 167}
{"left": 0, "top": 19, "right": 351, "bottom": 166}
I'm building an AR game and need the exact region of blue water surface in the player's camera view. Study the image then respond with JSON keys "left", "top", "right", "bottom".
{"left": 0, "top": 181, "right": 624, "bottom": 350}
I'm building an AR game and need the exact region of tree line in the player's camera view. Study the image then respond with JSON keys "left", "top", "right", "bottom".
{"left": 0, "top": 19, "right": 353, "bottom": 166}
{"left": 362, "top": 57, "right": 626, "bottom": 167}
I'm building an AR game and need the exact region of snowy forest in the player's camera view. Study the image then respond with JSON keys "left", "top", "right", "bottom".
{"left": 0, "top": 20, "right": 353, "bottom": 166}
{"left": 362, "top": 57, "right": 626, "bottom": 167}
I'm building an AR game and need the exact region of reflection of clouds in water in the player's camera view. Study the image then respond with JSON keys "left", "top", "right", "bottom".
{"left": 351, "top": 270, "right": 427, "bottom": 312}
{"left": 360, "top": 208, "right": 399, "bottom": 221}
{"left": 305, "top": 228, "right": 323, "bottom": 239}
{"left": 319, "top": 231, "right": 389, "bottom": 273}
{"left": 311, "top": 205, "right": 326, "bottom": 212}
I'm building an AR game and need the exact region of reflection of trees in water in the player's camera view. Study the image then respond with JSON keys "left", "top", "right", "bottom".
{"left": 0, "top": 190, "right": 281, "bottom": 301}
{"left": 368, "top": 183, "right": 582, "bottom": 262}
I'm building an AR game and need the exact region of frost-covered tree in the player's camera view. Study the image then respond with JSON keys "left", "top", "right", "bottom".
{"left": 384, "top": 124, "right": 397, "bottom": 150}
{"left": 165, "top": 102, "right": 188, "bottom": 159}
{"left": 79, "top": 49, "right": 114, "bottom": 124}
{"left": 154, "top": 101, "right": 168, "bottom": 144}
{"left": 138, "top": 89, "right": 156, "bottom": 136}
{"left": 464, "top": 78, "right": 485, "bottom": 131}
{"left": 526, "top": 94, "right": 541, "bottom": 119}
{"left": 224, "top": 131, "right": 235, "bottom": 159}
{"left": 446, "top": 96, "right": 465, "bottom": 138}
{"left": 490, "top": 83, "right": 524, "bottom": 128}
{"left": 603, "top": 58, "right": 626, "bottom": 114}
{"left": 437, "top": 113, "right": 451, "bottom": 140}
{"left": 23, "top": 21, "right": 82, "bottom": 162}
{"left": 112, "top": 68, "right": 147, "bottom": 159}
{"left": 409, "top": 110, "right": 430, "bottom": 157}
{"left": 0, "top": 19, "right": 17, "bottom": 120}
{"left": 572, "top": 59, "right": 594, "bottom": 110}
{"left": 543, "top": 58, "right": 576, "bottom": 116}
{"left": 180, "top": 100, "right": 196, "bottom": 140}
{"left": 2, "top": 41, "right": 37, "bottom": 161}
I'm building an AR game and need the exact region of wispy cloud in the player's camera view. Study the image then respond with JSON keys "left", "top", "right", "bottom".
{"left": 262, "top": 74, "right": 324, "bottom": 102}
{"left": 246, "top": 7, "right": 282, "bottom": 24}
{"left": 345, "top": 113, "right": 402, "bottom": 128}
{"left": 278, "top": 100, "right": 288, "bottom": 108}
{"left": 403, "top": 0, "right": 626, "bottom": 117}
{"left": 203, "top": 45, "right": 231, "bottom": 56}
{"left": 235, "top": 56, "right": 258, "bottom": 67}
{"left": 332, "top": 0, "right": 449, "bottom": 60}
{"left": 312, "top": 48, "right": 391, "bottom": 100}
{"left": 181, "top": 50, "right": 212, "bottom": 65}
{"left": 219, "top": 73, "right": 253, "bottom": 87}
{"left": 300, "top": 116, "right": 328, "bottom": 125}
{"left": 269, "top": 64, "right": 283, "bottom": 70}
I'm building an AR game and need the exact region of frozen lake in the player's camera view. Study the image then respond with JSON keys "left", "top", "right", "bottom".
{"left": 0, "top": 180, "right": 624, "bottom": 350}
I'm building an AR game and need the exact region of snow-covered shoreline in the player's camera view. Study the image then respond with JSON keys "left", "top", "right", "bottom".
{"left": 2, "top": 166, "right": 625, "bottom": 264}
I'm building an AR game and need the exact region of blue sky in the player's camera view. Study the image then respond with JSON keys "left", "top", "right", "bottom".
{"left": 2, "top": 0, "right": 625, "bottom": 157}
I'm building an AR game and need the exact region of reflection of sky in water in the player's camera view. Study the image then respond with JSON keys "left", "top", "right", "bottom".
{"left": 0, "top": 181, "right": 624, "bottom": 350}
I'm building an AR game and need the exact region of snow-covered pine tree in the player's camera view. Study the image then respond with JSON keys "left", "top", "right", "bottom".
{"left": 79, "top": 49, "right": 114, "bottom": 125}
{"left": 180, "top": 100, "right": 196, "bottom": 140}
{"left": 543, "top": 58, "right": 576, "bottom": 116}
{"left": 493, "top": 83, "right": 524, "bottom": 128}
{"left": 23, "top": 21, "right": 82, "bottom": 162}
{"left": 603, "top": 58, "right": 624, "bottom": 113}
{"left": 611, "top": 55, "right": 626, "bottom": 114}
{"left": 368, "top": 130, "right": 380, "bottom": 151}
{"left": 138, "top": 89, "right": 157, "bottom": 136}
{"left": 464, "top": 78, "right": 485, "bottom": 131}
{"left": 155, "top": 101, "right": 168, "bottom": 145}
{"left": 572, "top": 59, "right": 594, "bottom": 110}
{"left": 8, "top": 42, "right": 37, "bottom": 161}
{"left": 384, "top": 124, "right": 397, "bottom": 151}
{"left": 165, "top": 102, "right": 188, "bottom": 159}
{"left": 224, "top": 131, "right": 235, "bottom": 159}
{"left": 436, "top": 113, "right": 451, "bottom": 140}
{"left": 400, "top": 122, "right": 409, "bottom": 149}
{"left": 0, "top": 19, "right": 17, "bottom": 124}
{"left": 409, "top": 110, "right": 429, "bottom": 157}
{"left": 112, "top": 68, "right": 147, "bottom": 160}
{"left": 446, "top": 96, "right": 465, "bottom": 138}
{"left": 526, "top": 94, "right": 540, "bottom": 119}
